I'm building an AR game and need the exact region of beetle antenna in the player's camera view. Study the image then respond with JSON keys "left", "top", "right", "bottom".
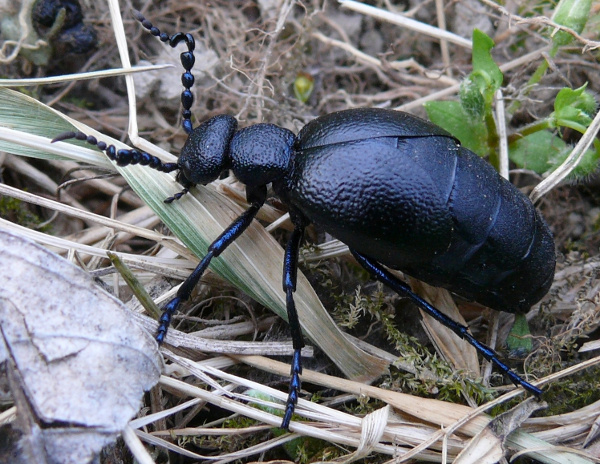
{"left": 51, "top": 130, "right": 179, "bottom": 173}
{"left": 133, "top": 10, "right": 196, "bottom": 135}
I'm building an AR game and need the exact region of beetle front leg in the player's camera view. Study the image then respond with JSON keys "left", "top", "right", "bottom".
{"left": 156, "top": 186, "right": 267, "bottom": 343}
{"left": 350, "top": 249, "right": 543, "bottom": 397}
{"left": 280, "top": 222, "right": 306, "bottom": 429}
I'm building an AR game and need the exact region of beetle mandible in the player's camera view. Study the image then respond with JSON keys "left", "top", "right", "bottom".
{"left": 53, "top": 11, "right": 556, "bottom": 429}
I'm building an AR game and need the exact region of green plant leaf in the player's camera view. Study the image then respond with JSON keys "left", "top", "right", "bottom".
{"left": 553, "top": 84, "right": 596, "bottom": 128}
{"left": 459, "top": 77, "right": 486, "bottom": 120}
{"left": 293, "top": 72, "right": 314, "bottom": 103}
{"left": 506, "top": 313, "right": 533, "bottom": 356}
{"left": 424, "top": 100, "right": 489, "bottom": 156}
{"left": 510, "top": 130, "right": 568, "bottom": 174}
{"left": 510, "top": 128, "right": 599, "bottom": 177}
{"left": 470, "top": 29, "right": 503, "bottom": 105}
{"left": 551, "top": 0, "right": 592, "bottom": 46}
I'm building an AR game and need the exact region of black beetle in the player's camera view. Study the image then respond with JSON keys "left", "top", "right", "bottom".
{"left": 53, "top": 11, "right": 555, "bottom": 429}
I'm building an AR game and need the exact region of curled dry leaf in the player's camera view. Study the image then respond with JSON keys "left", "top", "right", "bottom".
{"left": 0, "top": 230, "right": 161, "bottom": 464}
{"left": 454, "top": 398, "right": 547, "bottom": 464}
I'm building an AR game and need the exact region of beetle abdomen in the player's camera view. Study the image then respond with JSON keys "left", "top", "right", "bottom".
{"left": 403, "top": 145, "right": 555, "bottom": 312}
{"left": 285, "top": 120, "right": 555, "bottom": 313}
{"left": 298, "top": 107, "right": 453, "bottom": 148}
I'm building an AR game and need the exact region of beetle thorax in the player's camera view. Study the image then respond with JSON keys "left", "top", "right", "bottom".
{"left": 229, "top": 123, "right": 296, "bottom": 188}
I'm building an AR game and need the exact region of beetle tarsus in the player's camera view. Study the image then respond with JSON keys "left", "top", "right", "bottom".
{"left": 164, "top": 188, "right": 189, "bottom": 203}
{"left": 156, "top": 297, "right": 182, "bottom": 344}
{"left": 282, "top": 349, "right": 303, "bottom": 429}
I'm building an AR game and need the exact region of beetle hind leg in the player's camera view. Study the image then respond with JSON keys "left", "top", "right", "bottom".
{"left": 350, "top": 249, "right": 542, "bottom": 397}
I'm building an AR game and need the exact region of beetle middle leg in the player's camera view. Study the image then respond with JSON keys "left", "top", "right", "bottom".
{"left": 350, "top": 249, "right": 542, "bottom": 397}
{"left": 280, "top": 220, "right": 307, "bottom": 429}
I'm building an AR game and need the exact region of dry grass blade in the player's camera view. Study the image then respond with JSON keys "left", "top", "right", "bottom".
{"left": 124, "top": 353, "right": 589, "bottom": 464}
{"left": 0, "top": 64, "right": 170, "bottom": 87}
{"left": 339, "top": 0, "right": 472, "bottom": 49}
{"left": 410, "top": 279, "right": 480, "bottom": 378}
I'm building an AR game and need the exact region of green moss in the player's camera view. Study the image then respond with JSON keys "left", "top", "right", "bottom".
{"left": 541, "top": 367, "right": 600, "bottom": 415}
{"left": 0, "top": 196, "right": 51, "bottom": 231}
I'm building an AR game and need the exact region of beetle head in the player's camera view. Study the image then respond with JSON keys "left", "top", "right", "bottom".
{"left": 178, "top": 114, "right": 238, "bottom": 185}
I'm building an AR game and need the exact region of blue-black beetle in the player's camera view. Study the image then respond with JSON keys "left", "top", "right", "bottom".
{"left": 53, "top": 11, "right": 556, "bottom": 429}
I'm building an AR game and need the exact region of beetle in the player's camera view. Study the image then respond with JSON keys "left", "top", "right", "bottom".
{"left": 53, "top": 11, "right": 556, "bottom": 429}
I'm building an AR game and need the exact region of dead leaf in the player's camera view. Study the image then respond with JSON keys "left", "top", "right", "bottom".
{"left": 454, "top": 427, "right": 504, "bottom": 464}
{"left": 490, "top": 398, "right": 546, "bottom": 440}
{"left": 455, "top": 398, "right": 546, "bottom": 463}
{"left": 410, "top": 279, "right": 480, "bottom": 376}
{"left": 0, "top": 230, "right": 161, "bottom": 464}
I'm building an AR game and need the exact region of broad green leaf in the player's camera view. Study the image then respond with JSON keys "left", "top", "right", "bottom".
{"left": 424, "top": 100, "right": 489, "bottom": 156}
{"left": 510, "top": 129, "right": 599, "bottom": 177}
{"left": 510, "top": 130, "right": 568, "bottom": 174}
{"left": 551, "top": 0, "right": 591, "bottom": 46}
{"left": 553, "top": 84, "right": 596, "bottom": 128}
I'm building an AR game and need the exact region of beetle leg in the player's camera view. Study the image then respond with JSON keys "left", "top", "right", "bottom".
{"left": 350, "top": 249, "right": 543, "bottom": 397}
{"left": 156, "top": 186, "right": 267, "bottom": 344}
{"left": 281, "top": 224, "right": 306, "bottom": 429}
